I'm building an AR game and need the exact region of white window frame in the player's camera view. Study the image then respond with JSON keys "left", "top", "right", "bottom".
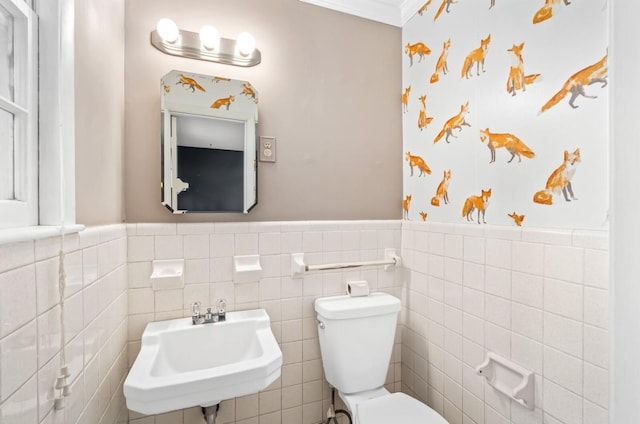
{"left": 0, "top": 0, "right": 38, "bottom": 229}
{"left": 0, "top": 0, "right": 77, "bottom": 242}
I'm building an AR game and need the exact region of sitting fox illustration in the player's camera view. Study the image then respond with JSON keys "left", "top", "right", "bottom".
{"left": 418, "top": 0, "right": 432, "bottom": 15}
{"left": 533, "top": 0, "right": 571, "bottom": 24}
{"left": 506, "top": 43, "right": 541, "bottom": 96}
{"left": 406, "top": 151, "right": 432, "bottom": 177}
{"left": 461, "top": 35, "right": 491, "bottom": 79}
{"left": 434, "top": 0, "right": 456, "bottom": 21}
{"left": 417, "top": 95, "right": 434, "bottom": 131}
{"left": 177, "top": 74, "right": 206, "bottom": 92}
{"left": 508, "top": 212, "right": 525, "bottom": 227}
{"left": 430, "top": 39, "right": 451, "bottom": 84}
{"left": 434, "top": 102, "right": 471, "bottom": 143}
{"left": 540, "top": 52, "right": 607, "bottom": 113}
{"left": 419, "top": 211, "right": 428, "bottom": 221}
{"left": 533, "top": 149, "right": 581, "bottom": 205}
{"left": 402, "top": 86, "right": 411, "bottom": 113}
{"left": 210, "top": 95, "right": 235, "bottom": 110}
{"left": 479, "top": 128, "right": 535, "bottom": 163}
{"left": 462, "top": 189, "right": 492, "bottom": 224}
{"left": 403, "top": 195, "right": 412, "bottom": 219}
{"left": 405, "top": 42, "right": 431, "bottom": 66}
{"left": 431, "top": 169, "right": 451, "bottom": 206}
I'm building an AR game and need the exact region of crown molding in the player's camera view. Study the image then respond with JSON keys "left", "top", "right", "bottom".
{"left": 300, "top": 0, "right": 424, "bottom": 27}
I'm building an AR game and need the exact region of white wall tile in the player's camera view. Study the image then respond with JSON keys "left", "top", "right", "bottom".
{"left": 0, "top": 241, "right": 34, "bottom": 273}
{"left": 583, "top": 363, "right": 608, "bottom": 408}
{"left": 184, "top": 234, "right": 210, "bottom": 259}
{"left": 584, "top": 287, "right": 608, "bottom": 329}
{"left": 584, "top": 325, "right": 608, "bottom": 369}
{"left": 0, "top": 265, "right": 36, "bottom": 338}
{"left": 544, "top": 278, "right": 583, "bottom": 321}
{"left": 463, "top": 236, "right": 485, "bottom": 264}
{"left": 484, "top": 266, "right": 511, "bottom": 299}
{"left": 543, "top": 379, "right": 583, "bottom": 424}
{"left": 511, "top": 303, "right": 543, "bottom": 342}
{"left": 511, "top": 333, "right": 542, "bottom": 374}
{"left": 511, "top": 242, "right": 544, "bottom": 276}
{"left": 0, "top": 374, "right": 37, "bottom": 424}
{"left": 544, "top": 347, "right": 583, "bottom": 395}
{"left": 0, "top": 321, "right": 37, "bottom": 402}
{"left": 584, "top": 248, "right": 609, "bottom": 289}
{"left": 544, "top": 313, "right": 583, "bottom": 358}
{"left": 485, "top": 238, "right": 511, "bottom": 269}
{"left": 512, "top": 272, "right": 543, "bottom": 309}
{"left": 484, "top": 294, "right": 510, "bottom": 329}
{"left": 128, "top": 236, "right": 154, "bottom": 262}
{"left": 544, "top": 245, "right": 584, "bottom": 283}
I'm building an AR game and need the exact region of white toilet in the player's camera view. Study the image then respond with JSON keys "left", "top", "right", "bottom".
{"left": 315, "top": 292, "right": 448, "bottom": 424}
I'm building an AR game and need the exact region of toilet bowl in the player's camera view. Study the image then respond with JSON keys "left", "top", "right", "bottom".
{"left": 315, "top": 292, "right": 448, "bottom": 424}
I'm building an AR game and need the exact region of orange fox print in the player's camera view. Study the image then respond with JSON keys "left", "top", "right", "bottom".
{"left": 479, "top": 128, "right": 535, "bottom": 163}
{"left": 434, "top": 0, "right": 456, "bottom": 22}
{"left": 406, "top": 151, "right": 432, "bottom": 177}
{"left": 162, "top": 84, "right": 171, "bottom": 93}
{"left": 405, "top": 42, "right": 431, "bottom": 66}
{"left": 418, "top": 0, "right": 432, "bottom": 15}
{"left": 540, "top": 52, "right": 607, "bottom": 113}
{"left": 213, "top": 76, "right": 231, "bottom": 83}
{"left": 434, "top": 102, "right": 470, "bottom": 144}
{"left": 461, "top": 35, "right": 491, "bottom": 79}
{"left": 177, "top": 74, "right": 206, "bottom": 92}
{"left": 533, "top": 0, "right": 571, "bottom": 24}
{"left": 210, "top": 95, "right": 235, "bottom": 110}
{"left": 419, "top": 211, "right": 428, "bottom": 221}
{"left": 403, "top": 195, "right": 412, "bottom": 219}
{"left": 533, "top": 149, "right": 581, "bottom": 205}
{"left": 462, "top": 189, "right": 492, "bottom": 224}
{"left": 490, "top": 0, "right": 495, "bottom": 8}
{"left": 431, "top": 169, "right": 451, "bottom": 206}
{"left": 508, "top": 212, "right": 525, "bottom": 226}
{"left": 506, "top": 43, "right": 541, "bottom": 96}
{"left": 241, "top": 83, "right": 258, "bottom": 102}
{"left": 417, "top": 95, "right": 434, "bottom": 131}
{"left": 402, "top": 86, "right": 411, "bottom": 113}
{"left": 430, "top": 39, "right": 451, "bottom": 84}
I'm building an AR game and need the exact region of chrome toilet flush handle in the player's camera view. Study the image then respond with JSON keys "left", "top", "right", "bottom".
{"left": 317, "top": 319, "right": 325, "bottom": 329}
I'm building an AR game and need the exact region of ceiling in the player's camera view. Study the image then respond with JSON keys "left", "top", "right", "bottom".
{"left": 299, "top": 0, "right": 424, "bottom": 27}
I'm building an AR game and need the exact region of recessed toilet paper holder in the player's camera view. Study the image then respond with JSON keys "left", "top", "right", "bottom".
{"left": 476, "top": 352, "right": 535, "bottom": 410}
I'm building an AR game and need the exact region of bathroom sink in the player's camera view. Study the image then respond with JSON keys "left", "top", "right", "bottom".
{"left": 124, "top": 309, "right": 282, "bottom": 415}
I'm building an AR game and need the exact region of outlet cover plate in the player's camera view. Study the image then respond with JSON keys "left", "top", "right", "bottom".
{"left": 259, "top": 136, "right": 276, "bottom": 162}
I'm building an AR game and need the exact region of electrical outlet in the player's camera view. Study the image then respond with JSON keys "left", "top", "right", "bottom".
{"left": 259, "top": 136, "right": 276, "bottom": 162}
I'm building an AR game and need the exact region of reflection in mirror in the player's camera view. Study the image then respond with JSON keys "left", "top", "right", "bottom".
{"left": 160, "top": 70, "right": 258, "bottom": 214}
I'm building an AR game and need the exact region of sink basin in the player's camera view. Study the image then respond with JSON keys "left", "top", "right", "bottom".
{"left": 124, "top": 309, "right": 282, "bottom": 415}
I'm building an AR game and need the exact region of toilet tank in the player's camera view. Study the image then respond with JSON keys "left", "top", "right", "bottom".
{"left": 315, "top": 292, "right": 401, "bottom": 394}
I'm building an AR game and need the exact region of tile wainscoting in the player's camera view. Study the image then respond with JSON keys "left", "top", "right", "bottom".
{"left": 400, "top": 221, "right": 609, "bottom": 424}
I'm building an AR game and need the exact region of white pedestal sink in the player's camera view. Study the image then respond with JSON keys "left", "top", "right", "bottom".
{"left": 124, "top": 309, "right": 282, "bottom": 416}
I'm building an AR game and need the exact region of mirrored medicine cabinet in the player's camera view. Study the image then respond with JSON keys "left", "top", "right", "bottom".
{"left": 160, "top": 70, "right": 258, "bottom": 213}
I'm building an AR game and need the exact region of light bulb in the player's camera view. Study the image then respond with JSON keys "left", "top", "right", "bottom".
{"left": 236, "top": 32, "right": 256, "bottom": 56}
{"left": 199, "top": 25, "right": 220, "bottom": 50}
{"left": 156, "top": 18, "right": 179, "bottom": 43}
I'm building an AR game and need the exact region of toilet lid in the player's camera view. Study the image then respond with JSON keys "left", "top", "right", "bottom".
{"left": 356, "top": 393, "right": 448, "bottom": 424}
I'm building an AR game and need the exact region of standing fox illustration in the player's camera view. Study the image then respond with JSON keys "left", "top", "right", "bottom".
{"left": 431, "top": 169, "right": 451, "bottom": 206}
{"left": 177, "top": 74, "right": 206, "bottom": 92}
{"left": 506, "top": 43, "right": 541, "bottom": 96}
{"left": 406, "top": 152, "right": 432, "bottom": 177}
{"left": 403, "top": 195, "right": 412, "bottom": 219}
{"left": 533, "top": 149, "right": 581, "bottom": 205}
{"left": 419, "top": 211, "right": 428, "bottom": 221}
{"left": 402, "top": 86, "right": 411, "bottom": 113}
{"left": 479, "top": 128, "right": 535, "bottom": 163}
{"left": 508, "top": 212, "right": 525, "bottom": 226}
{"left": 434, "top": 0, "right": 456, "bottom": 22}
{"left": 462, "top": 189, "right": 492, "bottom": 224}
{"left": 241, "top": 83, "right": 258, "bottom": 102}
{"left": 210, "top": 95, "right": 235, "bottom": 110}
{"left": 461, "top": 35, "right": 491, "bottom": 79}
{"left": 417, "top": 95, "right": 434, "bottom": 131}
{"left": 434, "top": 102, "right": 471, "bottom": 144}
{"left": 405, "top": 42, "right": 431, "bottom": 66}
{"left": 430, "top": 39, "right": 451, "bottom": 84}
{"left": 540, "top": 52, "right": 607, "bottom": 113}
{"left": 533, "top": 0, "right": 571, "bottom": 24}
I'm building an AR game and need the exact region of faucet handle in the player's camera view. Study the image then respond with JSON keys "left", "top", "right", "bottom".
{"left": 217, "top": 298, "right": 227, "bottom": 315}
{"left": 191, "top": 301, "right": 201, "bottom": 317}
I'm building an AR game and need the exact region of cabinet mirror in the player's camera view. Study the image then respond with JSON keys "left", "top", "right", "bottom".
{"left": 160, "top": 70, "right": 258, "bottom": 213}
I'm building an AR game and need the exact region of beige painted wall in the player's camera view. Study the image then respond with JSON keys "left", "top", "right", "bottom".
{"left": 124, "top": 0, "right": 402, "bottom": 222}
{"left": 75, "top": 0, "right": 126, "bottom": 225}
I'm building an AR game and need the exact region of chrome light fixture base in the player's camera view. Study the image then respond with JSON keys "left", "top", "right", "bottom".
{"left": 151, "top": 29, "right": 261, "bottom": 67}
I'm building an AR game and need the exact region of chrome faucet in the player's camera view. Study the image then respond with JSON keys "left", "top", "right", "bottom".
{"left": 191, "top": 299, "right": 226, "bottom": 325}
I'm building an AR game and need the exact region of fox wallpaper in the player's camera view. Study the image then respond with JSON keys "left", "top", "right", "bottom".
{"left": 402, "top": 0, "right": 609, "bottom": 229}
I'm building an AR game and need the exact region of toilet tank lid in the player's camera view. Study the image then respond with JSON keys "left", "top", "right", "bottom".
{"left": 315, "top": 292, "right": 401, "bottom": 320}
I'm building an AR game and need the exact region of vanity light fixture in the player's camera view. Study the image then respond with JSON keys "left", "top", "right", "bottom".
{"left": 151, "top": 18, "right": 261, "bottom": 67}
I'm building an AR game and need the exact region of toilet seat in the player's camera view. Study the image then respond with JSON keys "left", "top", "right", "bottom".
{"left": 356, "top": 392, "right": 448, "bottom": 424}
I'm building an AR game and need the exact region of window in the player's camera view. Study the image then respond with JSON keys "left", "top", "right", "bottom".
{"left": 0, "top": 0, "right": 37, "bottom": 229}
{"left": 0, "top": 0, "right": 76, "bottom": 236}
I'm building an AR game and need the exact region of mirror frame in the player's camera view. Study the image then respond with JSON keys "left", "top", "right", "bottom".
{"left": 160, "top": 70, "right": 258, "bottom": 214}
